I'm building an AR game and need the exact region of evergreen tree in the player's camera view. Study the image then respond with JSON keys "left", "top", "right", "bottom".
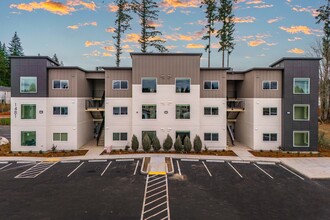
{"left": 201, "top": 0, "right": 217, "bottom": 68}
{"left": 113, "top": 0, "right": 132, "bottom": 67}
{"left": 0, "top": 42, "right": 10, "bottom": 86}
{"left": 8, "top": 32, "right": 24, "bottom": 56}
{"left": 52, "top": 54, "right": 59, "bottom": 63}
{"left": 132, "top": 0, "right": 168, "bottom": 52}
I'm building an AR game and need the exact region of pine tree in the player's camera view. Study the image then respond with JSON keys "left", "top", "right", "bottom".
{"left": 8, "top": 32, "right": 24, "bottom": 56}
{"left": 52, "top": 54, "right": 59, "bottom": 63}
{"left": 132, "top": 0, "right": 168, "bottom": 53}
{"left": 201, "top": 0, "right": 217, "bottom": 68}
{"left": 0, "top": 42, "right": 10, "bottom": 86}
{"left": 113, "top": 0, "right": 132, "bottom": 67}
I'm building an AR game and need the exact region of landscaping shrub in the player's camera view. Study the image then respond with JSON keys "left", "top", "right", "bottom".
{"left": 152, "top": 136, "right": 161, "bottom": 152}
{"left": 51, "top": 144, "right": 57, "bottom": 152}
{"left": 131, "top": 135, "right": 139, "bottom": 152}
{"left": 163, "top": 134, "right": 173, "bottom": 152}
{"left": 174, "top": 136, "right": 183, "bottom": 152}
{"left": 183, "top": 136, "right": 192, "bottom": 153}
{"left": 193, "top": 135, "right": 202, "bottom": 153}
{"left": 125, "top": 145, "right": 130, "bottom": 151}
{"left": 142, "top": 135, "right": 151, "bottom": 152}
{"left": 39, "top": 150, "right": 43, "bottom": 154}
{"left": 318, "top": 132, "right": 330, "bottom": 149}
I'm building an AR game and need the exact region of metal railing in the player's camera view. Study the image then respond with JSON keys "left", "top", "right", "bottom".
{"left": 227, "top": 100, "right": 245, "bottom": 110}
{"left": 85, "top": 99, "right": 105, "bottom": 110}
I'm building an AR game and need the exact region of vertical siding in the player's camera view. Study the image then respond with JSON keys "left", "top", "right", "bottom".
{"left": 77, "top": 70, "right": 92, "bottom": 97}
{"left": 48, "top": 69, "right": 78, "bottom": 97}
{"left": 237, "top": 72, "right": 255, "bottom": 98}
{"left": 200, "top": 69, "right": 226, "bottom": 98}
{"left": 105, "top": 69, "right": 132, "bottom": 97}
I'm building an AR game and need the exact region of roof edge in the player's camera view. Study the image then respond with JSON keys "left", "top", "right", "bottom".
{"left": 130, "top": 53, "right": 203, "bottom": 57}
{"left": 270, "top": 57, "right": 322, "bottom": 67}
{"left": 102, "top": 67, "right": 132, "bottom": 70}
{"left": 10, "top": 56, "right": 60, "bottom": 66}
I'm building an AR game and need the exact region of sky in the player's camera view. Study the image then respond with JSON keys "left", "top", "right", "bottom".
{"left": 0, "top": 0, "right": 326, "bottom": 70}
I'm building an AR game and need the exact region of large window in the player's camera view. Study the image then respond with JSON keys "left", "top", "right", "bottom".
{"left": 294, "top": 105, "right": 309, "bottom": 121}
{"left": 142, "top": 131, "right": 156, "bottom": 142}
{"left": 263, "top": 133, "right": 277, "bottom": 141}
{"left": 262, "top": 81, "right": 278, "bottom": 90}
{"left": 20, "top": 77, "right": 37, "bottom": 93}
{"left": 21, "top": 131, "right": 36, "bottom": 146}
{"left": 21, "top": 104, "right": 36, "bottom": 119}
{"left": 204, "top": 133, "right": 219, "bottom": 141}
{"left": 113, "top": 132, "right": 128, "bottom": 141}
{"left": 53, "top": 107, "right": 68, "bottom": 115}
{"left": 294, "top": 78, "right": 310, "bottom": 94}
{"left": 176, "top": 131, "right": 190, "bottom": 143}
{"left": 293, "top": 131, "right": 309, "bottom": 147}
{"left": 263, "top": 107, "right": 277, "bottom": 116}
{"left": 113, "top": 80, "right": 128, "bottom": 90}
{"left": 53, "top": 80, "right": 69, "bottom": 89}
{"left": 113, "top": 107, "right": 128, "bottom": 115}
{"left": 204, "top": 107, "right": 219, "bottom": 115}
{"left": 176, "top": 78, "right": 190, "bottom": 93}
{"left": 176, "top": 105, "right": 190, "bottom": 119}
{"left": 142, "top": 78, "right": 157, "bottom": 93}
{"left": 142, "top": 105, "right": 157, "bottom": 119}
{"left": 204, "top": 81, "right": 219, "bottom": 90}
{"left": 53, "top": 133, "right": 68, "bottom": 141}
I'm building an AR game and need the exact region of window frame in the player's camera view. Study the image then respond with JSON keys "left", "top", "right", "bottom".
{"left": 204, "top": 133, "right": 219, "bottom": 141}
{"left": 142, "top": 104, "right": 157, "bottom": 119}
{"left": 52, "top": 80, "right": 69, "bottom": 90}
{"left": 175, "top": 78, "right": 191, "bottom": 93}
{"left": 293, "top": 131, "right": 309, "bottom": 148}
{"left": 21, "top": 131, "right": 36, "bottom": 146}
{"left": 263, "top": 133, "right": 278, "bottom": 142}
{"left": 263, "top": 107, "right": 277, "bottom": 116}
{"left": 53, "top": 132, "right": 68, "bottom": 142}
{"left": 176, "top": 104, "right": 190, "bottom": 119}
{"left": 293, "top": 78, "right": 310, "bottom": 94}
{"left": 203, "top": 80, "right": 219, "bottom": 90}
{"left": 204, "top": 107, "right": 219, "bottom": 116}
{"left": 113, "top": 132, "right": 128, "bottom": 141}
{"left": 142, "top": 77, "right": 157, "bottom": 93}
{"left": 20, "top": 77, "right": 37, "bottom": 93}
{"left": 112, "top": 80, "right": 129, "bottom": 90}
{"left": 262, "top": 80, "right": 278, "bottom": 90}
{"left": 293, "top": 104, "right": 310, "bottom": 121}
{"left": 113, "top": 106, "right": 128, "bottom": 115}
{"left": 21, "top": 104, "right": 36, "bottom": 119}
{"left": 53, "top": 106, "right": 68, "bottom": 116}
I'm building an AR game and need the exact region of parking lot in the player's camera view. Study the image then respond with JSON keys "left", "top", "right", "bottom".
{"left": 0, "top": 158, "right": 330, "bottom": 220}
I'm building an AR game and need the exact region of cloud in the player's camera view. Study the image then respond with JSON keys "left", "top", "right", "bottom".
{"left": 83, "top": 50, "right": 112, "bottom": 57}
{"left": 233, "top": 16, "right": 256, "bottom": 23}
{"left": 180, "top": 10, "right": 192, "bottom": 15}
{"left": 254, "top": 4, "right": 273, "bottom": 9}
{"left": 123, "top": 33, "right": 140, "bottom": 43}
{"left": 266, "top": 43, "right": 277, "bottom": 46}
{"left": 280, "top": 26, "right": 312, "bottom": 35}
{"left": 292, "top": 6, "right": 319, "bottom": 17}
{"left": 248, "top": 39, "right": 266, "bottom": 47}
{"left": 165, "top": 33, "right": 200, "bottom": 41}
{"left": 67, "top": 0, "right": 96, "bottom": 11}
{"left": 103, "top": 46, "right": 115, "bottom": 52}
{"left": 288, "top": 37, "right": 302, "bottom": 42}
{"left": 107, "top": 4, "right": 118, "bottom": 12}
{"left": 267, "top": 17, "right": 283, "bottom": 24}
{"left": 166, "top": 45, "right": 178, "bottom": 50}
{"left": 67, "top": 21, "right": 97, "bottom": 29}
{"left": 147, "top": 20, "right": 163, "bottom": 28}
{"left": 10, "top": 0, "right": 76, "bottom": 15}
{"left": 160, "top": 0, "right": 200, "bottom": 14}
{"left": 246, "top": 0, "right": 264, "bottom": 5}
{"left": 288, "top": 48, "right": 305, "bottom": 54}
{"left": 102, "top": 52, "right": 112, "bottom": 57}
{"left": 186, "top": 44, "right": 204, "bottom": 49}
{"left": 85, "top": 41, "right": 103, "bottom": 47}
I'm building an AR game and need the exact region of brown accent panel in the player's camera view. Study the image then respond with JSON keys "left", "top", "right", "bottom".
{"left": 77, "top": 70, "right": 93, "bottom": 97}
{"left": 200, "top": 70, "right": 226, "bottom": 98}
{"left": 132, "top": 55, "right": 200, "bottom": 85}
{"left": 237, "top": 72, "right": 255, "bottom": 98}
{"left": 105, "top": 69, "right": 132, "bottom": 97}
{"left": 227, "top": 73, "right": 244, "bottom": 80}
{"left": 48, "top": 69, "right": 77, "bottom": 97}
{"left": 86, "top": 72, "right": 105, "bottom": 79}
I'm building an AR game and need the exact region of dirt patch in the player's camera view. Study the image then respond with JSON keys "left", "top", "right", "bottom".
{"left": 102, "top": 149, "right": 237, "bottom": 156}
{"left": 142, "top": 157, "right": 150, "bottom": 173}
{"left": 169, "top": 173, "right": 187, "bottom": 181}
{"left": 319, "top": 123, "right": 330, "bottom": 140}
{"left": 250, "top": 148, "right": 330, "bottom": 158}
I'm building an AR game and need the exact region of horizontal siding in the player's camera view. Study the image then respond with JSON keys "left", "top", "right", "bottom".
{"left": 105, "top": 69, "right": 132, "bottom": 98}
{"left": 200, "top": 70, "right": 226, "bottom": 98}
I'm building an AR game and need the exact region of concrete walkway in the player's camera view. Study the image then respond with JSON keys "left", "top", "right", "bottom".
{"left": 148, "top": 156, "right": 166, "bottom": 173}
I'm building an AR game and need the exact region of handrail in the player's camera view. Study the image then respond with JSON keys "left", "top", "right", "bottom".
{"left": 227, "top": 125, "right": 235, "bottom": 145}
{"left": 97, "top": 119, "right": 105, "bottom": 146}
{"left": 227, "top": 100, "right": 245, "bottom": 110}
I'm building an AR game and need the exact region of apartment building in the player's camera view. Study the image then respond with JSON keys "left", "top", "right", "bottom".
{"left": 10, "top": 53, "right": 319, "bottom": 152}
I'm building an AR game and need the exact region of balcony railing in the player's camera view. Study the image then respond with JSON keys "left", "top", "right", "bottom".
{"left": 227, "top": 100, "right": 245, "bottom": 111}
{"left": 85, "top": 100, "right": 105, "bottom": 110}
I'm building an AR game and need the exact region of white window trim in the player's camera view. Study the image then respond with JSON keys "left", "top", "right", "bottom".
{"left": 262, "top": 80, "right": 278, "bottom": 90}
{"left": 204, "top": 107, "right": 219, "bottom": 116}
{"left": 52, "top": 80, "right": 69, "bottom": 90}
{"left": 142, "top": 104, "right": 157, "bottom": 120}
{"left": 141, "top": 77, "right": 157, "bottom": 93}
{"left": 262, "top": 133, "right": 278, "bottom": 142}
{"left": 262, "top": 107, "right": 278, "bottom": 116}
{"left": 21, "top": 104, "right": 37, "bottom": 120}
{"left": 204, "top": 132, "right": 219, "bottom": 141}
{"left": 53, "top": 106, "right": 69, "bottom": 116}
{"left": 20, "top": 77, "right": 37, "bottom": 93}
{"left": 293, "top": 104, "right": 310, "bottom": 121}
{"left": 112, "top": 80, "right": 129, "bottom": 90}
{"left": 203, "top": 80, "right": 219, "bottom": 90}
{"left": 175, "top": 104, "right": 191, "bottom": 120}
{"left": 175, "top": 78, "right": 191, "bottom": 93}
{"left": 293, "top": 78, "right": 310, "bottom": 94}
{"left": 53, "top": 132, "right": 68, "bottom": 142}
{"left": 113, "top": 106, "right": 128, "bottom": 116}
{"left": 112, "top": 132, "right": 128, "bottom": 141}
{"left": 293, "top": 131, "right": 310, "bottom": 148}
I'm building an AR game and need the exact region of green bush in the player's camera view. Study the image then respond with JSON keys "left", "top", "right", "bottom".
{"left": 131, "top": 135, "right": 139, "bottom": 152}
{"left": 125, "top": 145, "right": 130, "bottom": 151}
{"left": 152, "top": 136, "right": 161, "bottom": 152}
{"left": 318, "top": 132, "right": 330, "bottom": 149}
{"left": 0, "top": 118, "right": 10, "bottom": 125}
{"left": 39, "top": 150, "right": 43, "bottom": 154}
{"left": 183, "top": 136, "right": 192, "bottom": 153}
{"left": 174, "top": 136, "right": 183, "bottom": 152}
{"left": 142, "top": 135, "right": 151, "bottom": 152}
{"left": 51, "top": 144, "right": 57, "bottom": 152}
{"left": 163, "top": 134, "right": 173, "bottom": 152}
{"left": 193, "top": 135, "right": 202, "bottom": 153}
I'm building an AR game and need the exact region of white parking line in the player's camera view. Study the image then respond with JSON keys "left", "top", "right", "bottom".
{"left": 206, "top": 160, "right": 225, "bottom": 163}
{"left": 231, "top": 161, "right": 250, "bottom": 164}
{"left": 254, "top": 163, "right": 274, "bottom": 179}
{"left": 256, "top": 161, "right": 276, "bottom": 165}
{"left": 0, "top": 162, "right": 8, "bottom": 164}
{"left": 147, "top": 179, "right": 166, "bottom": 189}
{"left": 101, "top": 161, "right": 112, "bottom": 176}
{"left": 116, "top": 159, "right": 134, "bottom": 162}
{"left": 15, "top": 162, "right": 58, "bottom": 179}
{"left": 61, "top": 160, "right": 80, "bottom": 164}
{"left": 17, "top": 161, "right": 36, "bottom": 164}
{"left": 146, "top": 190, "right": 166, "bottom": 200}
{"left": 181, "top": 159, "right": 199, "bottom": 162}
{"left": 148, "top": 176, "right": 164, "bottom": 183}
{"left": 88, "top": 160, "right": 107, "bottom": 163}
{"left": 134, "top": 160, "right": 139, "bottom": 175}
{"left": 279, "top": 164, "right": 304, "bottom": 180}
{"left": 0, "top": 163, "right": 12, "bottom": 170}
{"left": 176, "top": 160, "right": 182, "bottom": 176}
{"left": 67, "top": 162, "right": 84, "bottom": 177}
{"left": 202, "top": 161, "right": 212, "bottom": 177}
{"left": 227, "top": 162, "right": 243, "bottom": 178}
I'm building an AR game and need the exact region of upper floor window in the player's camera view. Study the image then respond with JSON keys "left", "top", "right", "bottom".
{"left": 263, "top": 133, "right": 277, "bottom": 141}
{"left": 204, "top": 133, "right": 219, "bottom": 141}
{"left": 293, "top": 105, "right": 309, "bottom": 121}
{"left": 142, "top": 105, "right": 157, "bottom": 119}
{"left": 204, "top": 81, "right": 219, "bottom": 90}
{"left": 262, "top": 81, "right": 278, "bottom": 90}
{"left": 21, "top": 104, "right": 36, "bottom": 119}
{"left": 293, "top": 131, "right": 309, "bottom": 147}
{"left": 142, "top": 78, "right": 157, "bottom": 93}
{"left": 113, "top": 107, "right": 128, "bottom": 115}
{"left": 294, "top": 78, "right": 310, "bottom": 94}
{"left": 113, "top": 132, "right": 128, "bottom": 141}
{"left": 53, "top": 133, "right": 68, "bottom": 141}
{"left": 176, "top": 105, "right": 190, "bottom": 119}
{"left": 21, "top": 131, "right": 36, "bottom": 146}
{"left": 53, "top": 106, "right": 68, "bottom": 115}
{"left": 53, "top": 80, "right": 69, "bottom": 89}
{"left": 20, "top": 77, "right": 37, "bottom": 93}
{"left": 113, "top": 80, "right": 128, "bottom": 90}
{"left": 176, "top": 78, "right": 190, "bottom": 93}
{"left": 204, "top": 107, "right": 219, "bottom": 115}
{"left": 263, "top": 107, "right": 277, "bottom": 116}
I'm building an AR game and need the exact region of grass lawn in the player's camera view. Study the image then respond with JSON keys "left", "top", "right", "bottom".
{"left": 0, "top": 118, "right": 10, "bottom": 125}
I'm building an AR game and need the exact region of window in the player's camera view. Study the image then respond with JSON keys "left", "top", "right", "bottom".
{"left": 142, "top": 131, "right": 157, "bottom": 142}
{"left": 21, "top": 104, "right": 36, "bottom": 119}
{"left": 263, "top": 133, "right": 278, "bottom": 141}
{"left": 142, "top": 105, "right": 157, "bottom": 119}
{"left": 113, "top": 80, "right": 128, "bottom": 90}
{"left": 176, "top": 78, "right": 190, "bottom": 93}
{"left": 21, "top": 131, "right": 36, "bottom": 146}
{"left": 176, "top": 105, "right": 190, "bottom": 119}
{"left": 204, "top": 107, "right": 219, "bottom": 115}
{"left": 204, "top": 133, "right": 219, "bottom": 141}
{"left": 20, "top": 77, "right": 37, "bottom": 93}
{"left": 263, "top": 107, "right": 277, "bottom": 116}
{"left": 53, "top": 133, "right": 68, "bottom": 141}
{"left": 293, "top": 131, "right": 309, "bottom": 147}
{"left": 113, "top": 107, "right": 128, "bottom": 115}
{"left": 294, "top": 78, "right": 310, "bottom": 94}
{"left": 53, "top": 107, "right": 68, "bottom": 115}
{"left": 262, "top": 81, "right": 278, "bottom": 90}
{"left": 176, "top": 131, "right": 190, "bottom": 143}
{"left": 53, "top": 80, "right": 69, "bottom": 89}
{"left": 204, "top": 81, "right": 219, "bottom": 90}
{"left": 142, "top": 78, "right": 157, "bottom": 93}
{"left": 113, "top": 132, "right": 128, "bottom": 141}
{"left": 294, "top": 105, "right": 309, "bottom": 121}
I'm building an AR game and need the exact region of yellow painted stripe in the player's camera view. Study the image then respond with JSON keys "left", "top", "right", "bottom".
{"left": 148, "top": 171, "right": 166, "bottom": 175}
{"left": 45, "top": 158, "right": 60, "bottom": 162}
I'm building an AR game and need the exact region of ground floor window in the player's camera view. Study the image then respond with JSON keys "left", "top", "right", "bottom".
{"left": 53, "top": 133, "right": 68, "bottom": 141}
{"left": 21, "top": 104, "right": 36, "bottom": 119}
{"left": 263, "top": 133, "right": 277, "bottom": 141}
{"left": 293, "top": 131, "right": 309, "bottom": 147}
{"left": 53, "top": 106, "right": 68, "bottom": 115}
{"left": 293, "top": 105, "right": 309, "bottom": 121}
{"left": 176, "top": 131, "right": 190, "bottom": 143}
{"left": 204, "top": 107, "right": 219, "bottom": 115}
{"left": 113, "top": 107, "right": 128, "bottom": 115}
{"left": 204, "top": 133, "right": 219, "bottom": 141}
{"left": 21, "top": 131, "right": 36, "bottom": 146}
{"left": 113, "top": 132, "right": 128, "bottom": 141}
{"left": 142, "top": 131, "right": 156, "bottom": 142}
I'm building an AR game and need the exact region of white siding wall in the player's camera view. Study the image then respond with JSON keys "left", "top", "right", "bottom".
{"left": 235, "top": 98, "right": 254, "bottom": 147}
{"left": 77, "top": 98, "right": 94, "bottom": 148}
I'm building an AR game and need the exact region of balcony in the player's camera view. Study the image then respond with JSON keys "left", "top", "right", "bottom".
{"left": 227, "top": 99, "right": 245, "bottom": 122}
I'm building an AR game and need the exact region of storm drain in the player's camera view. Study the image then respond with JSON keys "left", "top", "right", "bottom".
{"left": 15, "top": 161, "right": 57, "bottom": 179}
{"left": 141, "top": 173, "right": 170, "bottom": 220}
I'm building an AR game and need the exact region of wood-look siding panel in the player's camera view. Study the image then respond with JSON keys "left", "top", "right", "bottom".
{"left": 105, "top": 69, "right": 132, "bottom": 97}
{"left": 254, "top": 70, "right": 282, "bottom": 98}
{"left": 77, "top": 70, "right": 92, "bottom": 97}
{"left": 86, "top": 72, "right": 105, "bottom": 79}
{"left": 48, "top": 69, "right": 78, "bottom": 97}
{"left": 237, "top": 72, "right": 255, "bottom": 98}
{"left": 227, "top": 73, "right": 245, "bottom": 80}
{"left": 132, "top": 55, "right": 200, "bottom": 85}
{"left": 200, "top": 70, "right": 226, "bottom": 98}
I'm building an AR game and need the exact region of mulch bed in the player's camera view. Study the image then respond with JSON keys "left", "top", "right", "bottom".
{"left": 102, "top": 149, "right": 237, "bottom": 156}
{"left": 250, "top": 148, "right": 330, "bottom": 158}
